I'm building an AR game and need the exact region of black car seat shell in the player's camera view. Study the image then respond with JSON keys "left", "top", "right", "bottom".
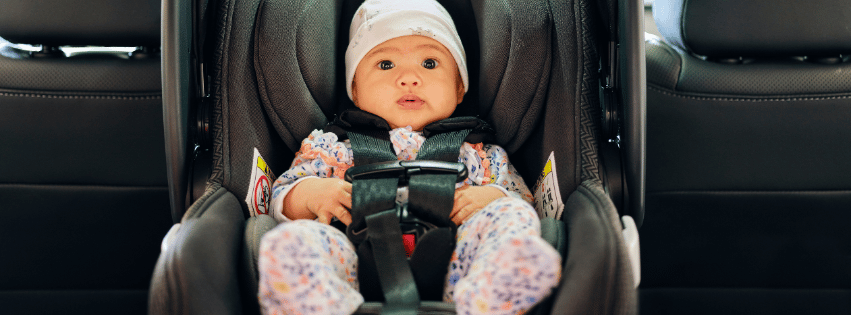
{"left": 0, "top": 0, "right": 172, "bottom": 314}
{"left": 642, "top": 0, "right": 851, "bottom": 314}
{"left": 151, "top": 0, "right": 640, "bottom": 314}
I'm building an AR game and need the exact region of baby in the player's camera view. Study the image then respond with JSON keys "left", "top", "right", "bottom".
{"left": 258, "top": 0, "right": 561, "bottom": 314}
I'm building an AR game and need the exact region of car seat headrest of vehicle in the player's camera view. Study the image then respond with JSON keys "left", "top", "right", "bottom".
{"left": 345, "top": 0, "right": 468, "bottom": 101}
{"left": 0, "top": 0, "right": 160, "bottom": 47}
{"left": 653, "top": 0, "right": 851, "bottom": 58}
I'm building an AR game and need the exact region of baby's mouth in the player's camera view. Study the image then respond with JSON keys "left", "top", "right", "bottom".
{"left": 397, "top": 94, "right": 424, "bottom": 109}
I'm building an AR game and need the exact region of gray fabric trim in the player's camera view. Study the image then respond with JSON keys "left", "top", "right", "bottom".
{"left": 183, "top": 182, "right": 226, "bottom": 219}
{"left": 149, "top": 183, "right": 244, "bottom": 315}
{"left": 254, "top": 0, "right": 336, "bottom": 151}
{"left": 355, "top": 301, "right": 456, "bottom": 314}
{"left": 553, "top": 179, "right": 636, "bottom": 315}
{"left": 577, "top": 0, "right": 602, "bottom": 183}
{"left": 240, "top": 214, "right": 277, "bottom": 315}
{"left": 478, "top": 0, "right": 553, "bottom": 153}
{"left": 219, "top": 0, "right": 297, "bottom": 211}
{"left": 208, "top": 0, "right": 237, "bottom": 187}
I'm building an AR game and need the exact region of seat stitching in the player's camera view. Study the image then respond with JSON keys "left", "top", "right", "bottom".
{"left": 649, "top": 85, "right": 851, "bottom": 102}
{"left": 0, "top": 92, "right": 161, "bottom": 100}
{"left": 647, "top": 190, "right": 851, "bottom": 194}
{"left": 0, "top": 183, "right": 168, "bottom": 189}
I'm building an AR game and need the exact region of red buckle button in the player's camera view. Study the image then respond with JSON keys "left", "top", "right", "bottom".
{"left": 402, "top": 234, "right": 416, "bottom": 257}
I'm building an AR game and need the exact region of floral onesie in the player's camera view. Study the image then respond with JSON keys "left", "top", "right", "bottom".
{"left": 258, "top": 127, "right": 561, "bottom": 315}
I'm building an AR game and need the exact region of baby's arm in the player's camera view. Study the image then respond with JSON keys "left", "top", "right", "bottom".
{"left": 270, "top": 130, "right": 354, "bottom": 225}
{"left": 449, "top": 143, "right": 534, "bottom": 224}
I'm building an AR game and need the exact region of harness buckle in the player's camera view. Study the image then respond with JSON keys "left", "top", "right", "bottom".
{"left": 345, "top": 160, "right": 468, "bottom": 185}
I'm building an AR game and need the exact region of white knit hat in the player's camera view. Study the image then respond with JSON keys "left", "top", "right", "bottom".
{"left": 345, "top": 0, "right": 468, "bottom": 101}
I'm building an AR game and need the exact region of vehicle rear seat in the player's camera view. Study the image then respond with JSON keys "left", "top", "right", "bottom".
{"left": 0, "top": 0, "right": 172, "bottom": 314}
{"left": 642, "top": 0, "right": 851, "bottom": 313}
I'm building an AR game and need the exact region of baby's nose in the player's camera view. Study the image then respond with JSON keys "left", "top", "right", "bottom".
{"left": 397, "top": 72, "right": 420, "bottom": 87}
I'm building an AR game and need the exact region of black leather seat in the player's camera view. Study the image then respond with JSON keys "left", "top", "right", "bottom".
{"left": 642, "top": 0, "right": 851, "bottom": 314}
{"left": 0, "top": 1, "right": 172, "bottom": 314}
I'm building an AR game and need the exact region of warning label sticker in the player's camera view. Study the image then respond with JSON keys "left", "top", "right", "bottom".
{"left": 533, "top": 152, "right": 564, "bottom": 220}
{"left": 245, "top": 148, "right": 276, "bottom": 217}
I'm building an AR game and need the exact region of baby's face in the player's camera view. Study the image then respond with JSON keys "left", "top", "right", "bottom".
{"left": 352, "top": 35, "right": 463, "bottom": 131}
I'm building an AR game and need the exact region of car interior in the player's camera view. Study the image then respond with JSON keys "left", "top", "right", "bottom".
{"left": 0, "top": 0, "right": 172, "bottom": 314}
{"left": 2, "top": 0, "right": 847, "bottom": 314}
{"left": 149, "top": 0, "right": 642, "bottom": 313}
{"left": 640, "top": 0, "right": 851, "bottom": 314}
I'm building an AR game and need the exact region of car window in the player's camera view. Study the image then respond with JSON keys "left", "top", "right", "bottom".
{"left": 644, "top": 0, "right": 661, "bottom": 36}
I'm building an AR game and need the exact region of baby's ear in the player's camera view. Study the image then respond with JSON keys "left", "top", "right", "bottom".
{"left": 351, "top": 80, "right": 360, "bottom": 106}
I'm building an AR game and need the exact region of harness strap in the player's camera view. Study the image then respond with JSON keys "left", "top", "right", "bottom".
{"left": 339, "top": 109, "right": 491, "bottom": 312}
{"left": 408, "top": 129, "right": 471, "bottom": 227}
{"left": 363, "top": 210, "right": 420, "bottom": 315}
{"left": 349, "top": 130, "right": 397, "bottom": 165}
{"left": 347, "top": 131, "right": 398, "bottom": 246}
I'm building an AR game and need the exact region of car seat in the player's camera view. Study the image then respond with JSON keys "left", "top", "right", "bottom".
{"left": 642, "top": 0, "right": 851, "bottom": 314}
{"left": 0, "top": 0, "right": 173, "bottom": 314}
{"left": 150, "top": 0, "right": 643, "bottom": 314}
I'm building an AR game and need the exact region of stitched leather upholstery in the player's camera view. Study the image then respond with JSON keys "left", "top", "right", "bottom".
{"left": 642, "top": 1, "right": 851, "bottom": 314}
{"left": 0, "top": 1, "right": 172, "bottom": 314}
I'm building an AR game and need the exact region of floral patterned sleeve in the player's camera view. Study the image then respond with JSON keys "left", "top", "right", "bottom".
{"left": 269, "top": 130, "right": 353, "bottom": 223}
{"left": 459, "top": 143, "right": 534, "bottom": 204}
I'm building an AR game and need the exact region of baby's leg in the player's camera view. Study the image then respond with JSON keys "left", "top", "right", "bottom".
{"left": 258, "top": 219, "right": 362, "bottom": 315}
{"left": 445, "top": 197, "right": 561, "bottom": 315}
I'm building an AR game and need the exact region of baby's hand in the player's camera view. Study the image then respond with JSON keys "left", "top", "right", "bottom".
{"left": 450, "top": 185, "right": 506, "bottom": 225}
{"left": 283, "top": 178, "right": 353, "bottom": 225}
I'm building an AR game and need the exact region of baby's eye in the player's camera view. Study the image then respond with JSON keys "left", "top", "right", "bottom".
{"left": 422, "top": 59, "right": 438, "bottom": 69}
{"left": 378, "top": 60, "right": 395, "bottom": 70}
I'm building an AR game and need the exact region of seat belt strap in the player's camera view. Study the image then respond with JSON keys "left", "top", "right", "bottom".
{"left": 417, "top": 128, "right": 472, "bottom": 162}
{"left": 407, "top": 174, "right": 457, "bottom": 228}
{"left": 408, "top": 129, "right": 471, "bottom": 227}
{"left": 349, "top": 130, "right": 397, "bottom": 165}
{"left": 364, "top": 210, "right": 420, "bottom": 315}
{"left": 347, "top": 130, "right": 399, "bottom": 243}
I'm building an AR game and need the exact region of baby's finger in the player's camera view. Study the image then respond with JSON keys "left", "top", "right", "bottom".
{"left": 451, "top": 205, "right": 470, "bottom": 225}
{"left": 340, "top": 180, "right": 352, "bottom": 193}
{"left": 340, "top": 191, "right": 352, "bottom": 209}
{"left": 332, "top": 206, "right": 353, "bottom": 226}
{"left": 455, "top": 204, "right": 481, "bottom": 225}
{"left": 453, "top": 185, "right": 469, "bottom": 201}
{"left": 316, "top": 213, "right": 332, "bottom": 225}
{"left": 451, "top": 195, "right": 471, "bottom": 218}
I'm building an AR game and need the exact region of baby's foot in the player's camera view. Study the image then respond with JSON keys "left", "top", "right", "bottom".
{"left": 258, "top": 221, "right": 363, "bottom": 315}
{"left": 453, "top": 235, "right": 561, "bottom": 315}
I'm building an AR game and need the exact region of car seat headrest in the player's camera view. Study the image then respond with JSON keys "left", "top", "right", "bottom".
{"left": 0, "top": 0, "right": 160, "bottom": 47}
{"left": 255, "top": 0, "right": 552, "bottom": 153}
{"left": 654, "top": 0, "right": 851, "bottom": 58}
